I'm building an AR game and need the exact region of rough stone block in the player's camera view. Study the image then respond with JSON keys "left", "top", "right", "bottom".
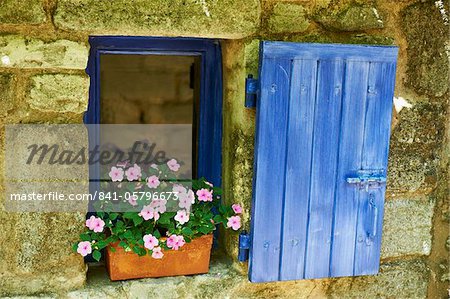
{"left": 402, "top": 2, "right": 449, "bottom": 96}
{"left": 0, "top": 0, "right": 46, "bottom": 24}
{"left": 0, "top": 74, "right": 14, "bottom": 116}
{"left": 381, "top": 197, "right": 435, "bottom": 258}
{"left": 28, "top": 74, "right": 89, "bottom": 114}
{"left": 387, "top": 152, "right": 435, "bottom": 193}
{"left": 267, "top": 3, "right": 310, "bottom": 33}
{"left": 387, "top": 101, "right": 446, "bottom": 193}
{"left": 54, "top": 0, "right": 260, "bottom": 38}
{"left": 327, "top": 259, "right": 429, "bottom": 299}
{"left": 0, "top": 35, "right": 88, "bottom": 69}
{"left": 0, "top": 212, "right": 87, "bottom": 296}
{"left": 315, "top": 4, "right": 384, "bottom": 31}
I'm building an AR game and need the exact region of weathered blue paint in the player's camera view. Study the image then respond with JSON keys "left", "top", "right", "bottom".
{"left": 238, "top": 231, "right": 251, "bottom": 262}
{"left": 245, "top": 75, "right": 258, "bottom": 108}
{"left": 249, "top": 41, "right": 398, "bottom": 282}
{"left": 84, "top": 36, "right": 223, "bottom": 186}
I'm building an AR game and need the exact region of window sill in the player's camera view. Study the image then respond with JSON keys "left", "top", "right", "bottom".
{"left": 70, "top": 256, "right": 245, "bottom": 297}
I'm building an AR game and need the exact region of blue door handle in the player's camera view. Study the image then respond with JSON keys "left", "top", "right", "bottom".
{"left": 368, "top": 194, "right": 378, "bottom": 238}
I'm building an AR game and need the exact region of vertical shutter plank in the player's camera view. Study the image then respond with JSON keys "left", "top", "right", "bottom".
{"left": 354, "top": 62, "right": 396, "bottom": 275}
{"left": 249, "top": 58, "right": 292, "bottom": 282}
{"left": 304, "top": 60, "right": 344, "bottom": 279}
{"left": 280, "top": 59, "right": 318, "bottom": 280}
{"left": 329, "top": 61, "right": 370, "bottom": 277}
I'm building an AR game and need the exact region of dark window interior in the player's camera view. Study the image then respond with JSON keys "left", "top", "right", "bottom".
{"left": 99, "top": 54, "right": 201, "bottom": 174}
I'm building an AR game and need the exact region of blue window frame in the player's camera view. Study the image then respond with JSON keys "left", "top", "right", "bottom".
{"left": 84, "top": 36, "right": 223, "bottom": 186}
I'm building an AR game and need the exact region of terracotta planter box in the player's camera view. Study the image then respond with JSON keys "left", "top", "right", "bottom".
{"left": 105, "top": 234, "right": 213, "bottom": 281}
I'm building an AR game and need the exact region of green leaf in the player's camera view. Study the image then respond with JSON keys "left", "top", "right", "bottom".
{"left": 115, "top": 220, "right": 125, "bottom": 229}
{"left": 213, "top": 215, "right": 223, "bottom": 223}
{"left": 123, "top": 230, "right": 133, "bottom": 240}
{"left": 181, "top": 227, "right": 194, "bottom": 236}
{"left": 212, "top": 187, "right": 222, "bottom": 195}
{"left": 109, "top": 213, "right": 118, "bottom": 220}
{"left": 92, "top": 250, "right": 101, "bottom": 262}
{"left": 79, "top": 233, "right": 91, "bottom": 241}
{"left": 119, "top": 241, "right": 127, "bottom": 248}
{"left": 153, "top": 229, "right": 161, "bottom": 238}
{"left": 139, "top": 247, "right": 147, "bottom": 256}
{"left": 132, "top": 216, "right": 143, "bottom": 226}
{"left": 158, "top": 212, "right": 175, "bottom": 224}
{"left": 71, "top": 243, "right": 78, "bottom": 252}
{"left": 198, "top": 226, "right": 213, "bottom": 234}
{"left": 123, "top": 212, "right": 137, "bottom": 219}
{"left": 132, "top": 246, "right": 141, "bottom": 255}
{"left": 96, "top": 240, "right": 108, "bottom": 250}
{"left": 202, "top": 212, "right": 213, "bottom": 221}
{"left": 109, "top": 246, "right": 116, "bottom": 252}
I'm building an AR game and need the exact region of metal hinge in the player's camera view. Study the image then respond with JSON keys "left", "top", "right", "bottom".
{"left": 245, "top": 75, "right": 258, "bottom": 108}
{"left": 238, "top": 230, "right": 251, "bottom": 262}
{"left": 346, "top": 169, "right": 387, "bottom": 192}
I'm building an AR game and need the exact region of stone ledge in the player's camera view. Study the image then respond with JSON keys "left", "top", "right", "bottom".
{"left": 63, "top": 261, "right": 325, "bottom": 299}
{"left": 54, "top": 0, "right": 260, "bottom": 39}
{"left": 3, "top": 259, "right": 430, "bottom": 298}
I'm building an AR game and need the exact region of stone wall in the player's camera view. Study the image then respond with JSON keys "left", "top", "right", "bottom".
{"left": 0, "top": 0, "right": 448, "bottom": 298}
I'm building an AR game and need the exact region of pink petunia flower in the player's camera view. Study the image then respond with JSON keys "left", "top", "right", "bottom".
{"left": 77, "top": 241, "right": 92, "bottom": 257}
{"left": 167, "top": 159, "right": 180, "bottom": 172}
{"left": 152, "top": 247, "right": 164, "bottom": 259}
{"left": 85, "top": 215, "right": 96, "bottom": 229}
{"left": 147, "top": 175, "right": 160, "bottom": 189}
{"left": 232, "top": 204, "right": 243, "bottom": 214}
{"left": 196, "top": 188, "right": 213, "bottom": 202}
{"left": 227, "top": 216, "right": 241, "bottom": 231}
{"left": 178, "top": 196, "right": 191, "bottom": 210}
{"left": 143, "top": 234, "right": 159, "bottom": 250}
{"left": 178, "top": 189, "right": 194, "bottom": 209}
{"left": 139, "top": 205, "right": 156, "bottom": 221}
{"left": 128, "top": 195, "right": 138, "bottom": 206}
{"left": 166, "top": 234, "right": 185, "bottom": 250}
{"left": 109, "top": 166, "right": 124, "bottom": 182}
{"left": 92, "top": 218, "right": 105, "bottom": 233}
{"left": 150, "top": 199, "right": 167, "bottom": 214}
{"left": 125, "top": 164, "right": 141, "bottom": 181}
{"left": 174, "top": 210, "right": 190, "bottom": 225}
{"left": 86, "top": 216, "right": 105, "bottom": 233}
{"left": 186, "top": 189, "right": 195, "bottom": 203}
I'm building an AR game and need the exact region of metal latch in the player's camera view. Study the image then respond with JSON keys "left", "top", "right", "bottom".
{"left": 245, "top": 75, "right": 258, "bottom": 108}
{"left": 346, "top": 169, "right": 386, "bottom": 191}
{"left": 238, "top": 230, "right": 251, "bottom": 262}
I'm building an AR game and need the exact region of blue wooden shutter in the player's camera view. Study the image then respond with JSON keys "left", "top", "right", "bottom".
{"left": 249, "top": 42, "right": 398, "bottom": 282}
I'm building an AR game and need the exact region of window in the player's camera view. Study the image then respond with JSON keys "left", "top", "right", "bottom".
{"left": 84, "top": 36, "right": 223, "bottom": 185}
